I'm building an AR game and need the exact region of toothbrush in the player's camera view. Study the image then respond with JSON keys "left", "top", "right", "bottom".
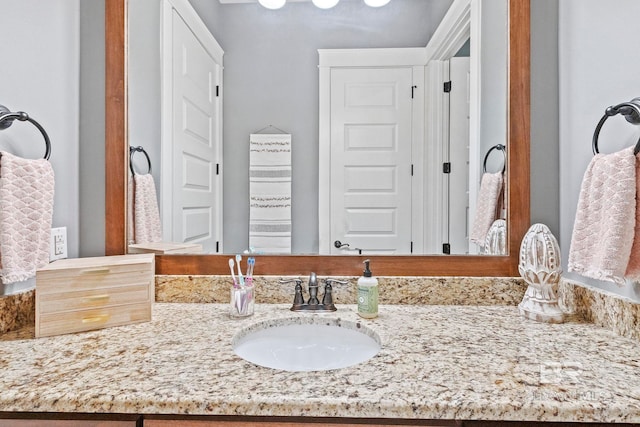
{"left": 229, "top": 258, "right": 245, "bottom": 314}
{"left": 246, "top": 257, "right": 255, "bottom": 285}
{"left": 236, "top": 254, "right": 244, "bottom": 286}
{"left": 228, "top": 258, "right": 237, "bottom": 287}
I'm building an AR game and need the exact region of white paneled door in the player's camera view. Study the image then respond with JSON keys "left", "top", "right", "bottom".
{"left": 329, "top": 67, "right": 414, "bottom": 255}
{"left": 165, "top": 5, "right": 223, "bottom": 253}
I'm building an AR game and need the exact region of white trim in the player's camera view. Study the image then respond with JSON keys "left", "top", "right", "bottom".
{"left": 467, "top": 0, "right": 482, "bottom": 254}
{"left": 318, "top": 63, "right": 331, "bottom": 254}
{"left": 160, "top": 0, "right": 173, "bottom": 242}
{"left": 424, "top": 0, "right": 472, "bottom": 61}
{"left": 423, "top": 60, "right": 448, "bottom": 254}
{"left": 410, "top": 65, "right": 426, "bottom": 254}
{"left": 318, "top": 48, "right": 428, "bottom": 68}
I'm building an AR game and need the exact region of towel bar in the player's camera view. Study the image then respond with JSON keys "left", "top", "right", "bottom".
{"left": 592, "top": 97, "right": 640, "bottom": 155}
{"left": 0, "top": 104, "right": 51, "bottom": 160}
{"left": 482, "top": 144, "right": 506, "bottom": 174}
{"left": 129, "top": 145, "right": 152, "bottom": 175}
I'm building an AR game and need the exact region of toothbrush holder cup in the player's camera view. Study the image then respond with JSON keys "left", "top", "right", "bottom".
{"left": 229, "top": 281, "right": 255, "bottom": 318}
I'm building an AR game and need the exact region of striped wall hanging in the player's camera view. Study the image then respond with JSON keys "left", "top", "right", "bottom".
{"left": 249, "top": 133, "right": 292, "bottom": 253}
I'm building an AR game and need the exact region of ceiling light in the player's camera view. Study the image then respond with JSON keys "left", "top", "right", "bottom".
{"left": 258, "top": 0, "right": 286, "bottom": 9}
{"left": 312, "top": 0, "right": 340, "bottom": 9}
{"left": 364, "top": 0, "right": 390, "bottom": 7}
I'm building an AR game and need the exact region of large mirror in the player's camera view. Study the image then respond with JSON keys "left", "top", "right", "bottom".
{"left": 106, "top": 0, "right": 529, "bottom": 275}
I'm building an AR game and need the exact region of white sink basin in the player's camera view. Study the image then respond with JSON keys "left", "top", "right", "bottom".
{"left": 232, "top": 318, "right": 381, "bottom": 372}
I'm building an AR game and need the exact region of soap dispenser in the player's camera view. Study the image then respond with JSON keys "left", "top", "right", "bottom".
{"left": 357, "top": 259, "right": 378, "bottom": 318}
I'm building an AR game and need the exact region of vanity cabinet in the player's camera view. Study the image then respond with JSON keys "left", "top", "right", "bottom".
{"left": 143, "top": 418, "right": 458, "bottom": 427}
{"left": 0, "top": 414, "right": 141, "bottom": 426}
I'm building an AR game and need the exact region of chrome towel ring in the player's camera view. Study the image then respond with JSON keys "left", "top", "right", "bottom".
{"left": 0, "top": 104, "right": 51, "bottom": 160}
{"left": 483, "top": 143, "right": 506, "bottom": 174}
{"left": 592, "top": 97, "right": 640, "bottom": 155}
{"left": 129, "top": 146, "right": 152, "bottom": 175}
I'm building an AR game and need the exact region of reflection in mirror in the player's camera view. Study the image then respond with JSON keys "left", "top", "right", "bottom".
{"left": 127, "top": 0, "right": 508, "bottom": 256}
{"left": 106, "top": 0, "right": 530, "bottom": 276}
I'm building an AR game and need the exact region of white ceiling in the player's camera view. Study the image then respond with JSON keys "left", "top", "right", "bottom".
{"left": 219, "top": 0, "right": 310, "bottom": 3}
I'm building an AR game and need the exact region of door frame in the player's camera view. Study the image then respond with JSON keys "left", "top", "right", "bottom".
{"left": 318, "top": 48, "right": 427, "bottom": 255}
{"left": 160, "top": 0, "right": 224, "bottom": 250}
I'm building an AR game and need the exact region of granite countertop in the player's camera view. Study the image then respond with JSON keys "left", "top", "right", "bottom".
{"left": 1, "top": 303, "right": 640, "bottom": 423}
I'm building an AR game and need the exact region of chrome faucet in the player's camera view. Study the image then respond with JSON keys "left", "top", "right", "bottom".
{"left": 280, "top": 273, "right": 347, "bottom": 312}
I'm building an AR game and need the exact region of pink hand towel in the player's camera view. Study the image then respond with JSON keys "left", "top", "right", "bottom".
{"left": 470, "top": 172, "right": 504, "bottom": 246}
{"left": 0, "top": 151, "right": 55, "bottom": 284}
{"left": 128, "top": 173, "right": 134, "bottom": 244}
{"left": 133, "top": 173, "right": 162, "bottom": 244}
{"left": 625, "top": 153, "right": 640, "bottom": 280}
{"left": 568, "top": 146, "right": 636, "bottom": 286}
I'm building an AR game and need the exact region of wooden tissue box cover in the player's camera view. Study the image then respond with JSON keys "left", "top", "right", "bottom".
{"left": 35, "top": 254, "right": 155, "bottom": 338}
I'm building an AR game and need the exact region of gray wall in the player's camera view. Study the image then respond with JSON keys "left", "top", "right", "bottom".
{"left": 558, "top": 0, "right": 640, "bottom": 301}
{"left": 128, "top": 0, "right": 163, "bottom": 204}
{"left": 79, "top": 0, "right": 106, "bottom": 257}
{"left": 0, "top": 0, "right": 81, "bottom": 293}
{"left": 478, "top": 0, "right": 508, "bottom": 177}
{"left": 530, "top": 0, "right": 559, "bottom": 237}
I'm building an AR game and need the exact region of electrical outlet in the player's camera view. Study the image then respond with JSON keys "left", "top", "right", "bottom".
{"left": 50, "top": 227, "right": 68, "bottom": 261}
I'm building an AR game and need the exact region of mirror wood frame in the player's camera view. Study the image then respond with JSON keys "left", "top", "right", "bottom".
{"left": 105, "top": 0, "right": 530, "bottom": 276}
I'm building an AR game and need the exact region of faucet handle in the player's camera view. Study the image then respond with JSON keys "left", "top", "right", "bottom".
{"left": 321, "top": 279, "right": 347, "bottom": 308}
{"left": 281, "top": 278, "right": 304, "bottom": 307}
{"left": 321, "top": 281, "right": 334, "bottom": 307}
{"left": 292, "top": 281, "right": 304, "bottom": 306}
{"left": 324, "top": 278, "right": 349, "bottom": 286}
{"left": 279, "top": 277, "right": 302, "bottom": 286}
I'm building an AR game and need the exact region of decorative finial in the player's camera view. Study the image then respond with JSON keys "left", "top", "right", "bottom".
{"left": 518, "top": 223, "right": 565, "bottom": 323}
{"left": 484, "top": 219, "right": 507, "bottom": 255}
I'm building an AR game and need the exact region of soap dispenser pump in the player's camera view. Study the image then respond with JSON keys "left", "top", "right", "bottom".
{"left": 357, "top": 259, "right": 378, "bottom": 318}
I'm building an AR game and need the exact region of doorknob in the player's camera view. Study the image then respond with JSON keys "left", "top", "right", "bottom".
{"left": 334, "top": 240, "right": 362, "bottom": 255}
{"left": 334, "top": 240, "right": 350, "bottom": 249}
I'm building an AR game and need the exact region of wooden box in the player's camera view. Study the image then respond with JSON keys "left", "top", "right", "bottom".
{"left": 35, "top": 254, "right": 155, "bottom": 338}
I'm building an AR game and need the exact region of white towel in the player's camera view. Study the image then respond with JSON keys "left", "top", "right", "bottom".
{"left": 249, "top": 133, "right": 292, "bottom": 254}
{"left": 133, "top": 173, "right": 162, "bottom": 244}
{"left": 0, "top": 151, "right": 54, "bottom": 284}
{"left": 568, "top": 146, "right": 636, "bottom": 285}
{"left": 470, "top": 172, "right": 504, "bottom": 246}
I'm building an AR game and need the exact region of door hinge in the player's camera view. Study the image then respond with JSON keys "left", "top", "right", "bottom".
{"left": 443, "top": 243, "right": 451, "bottom": 254}
{"left": 411, "top": 85, "right": 417, "bottom": 99}
{"left": 411, "top": 164, "right": 414, "bottom": 176}
{"left": 410, "top": 241, "right": 414, "bottom": 254}
{"left": 443, "top": 81, "right": 452, "bottom": 93}
{"left": 216, "top": 85, "right": 220, "bottom": 97}
{"left": 216, "top": 163, "right": 220, "bottom": 175}
{"left": 443, "top": 162, "right": 451, "bottom": 174}
{"left": 216, "top": 241, "right": 220, "bottom": 253}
